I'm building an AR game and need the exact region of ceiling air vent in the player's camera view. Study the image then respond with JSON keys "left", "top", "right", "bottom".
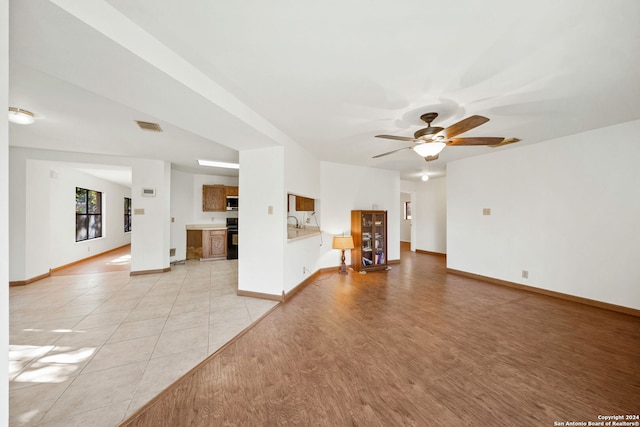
{"left": 135, "top": 120, "right": 163, "bottom": 132}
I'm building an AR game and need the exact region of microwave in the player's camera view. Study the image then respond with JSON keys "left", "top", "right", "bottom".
{"left": 226, "top": 196, "right": 238, "bottom": 211}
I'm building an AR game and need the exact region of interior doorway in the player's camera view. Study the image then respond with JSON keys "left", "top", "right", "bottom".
{"left": 401, "top": 192, "right": 412, "bottom": 245}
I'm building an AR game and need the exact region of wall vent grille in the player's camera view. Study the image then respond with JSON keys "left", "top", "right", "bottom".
{"left": 135, "top": 120, "right": 163, "bottom": 132}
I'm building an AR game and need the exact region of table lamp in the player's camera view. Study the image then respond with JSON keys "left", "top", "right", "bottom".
{"left": 333, "top": 235, "right": 355, "bottom": 275}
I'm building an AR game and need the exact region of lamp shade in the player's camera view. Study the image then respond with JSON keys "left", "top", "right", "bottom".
{"left": 413, "top": 142, "right": 446, "bottom": 157}
{"left": 332, "top": 236, "right": 354, "bottom": 250}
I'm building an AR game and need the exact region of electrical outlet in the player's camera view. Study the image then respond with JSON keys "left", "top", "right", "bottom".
{"left": 522, "top": 270, "right": 529, "bottom": 279}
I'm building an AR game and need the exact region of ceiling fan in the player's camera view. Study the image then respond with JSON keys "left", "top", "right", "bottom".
{"left": 373, "top": 112, "right": 520, "bottom": 161}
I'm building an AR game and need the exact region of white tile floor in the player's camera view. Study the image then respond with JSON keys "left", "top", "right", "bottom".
{"left": 9, "top": 259, "right": 279, "bottom": 426}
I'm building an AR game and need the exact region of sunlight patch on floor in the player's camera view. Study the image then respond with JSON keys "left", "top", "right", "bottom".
{"left": 10, "top": 344, "right": 96, "bottom": 384}
{"left": 107, "top": 254, "right": 131, "bottom": 265}
{"left": 17, "top": 409, "right": 41, "bottom": 425}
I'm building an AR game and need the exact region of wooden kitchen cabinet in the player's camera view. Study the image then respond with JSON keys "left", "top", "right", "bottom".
{"left": 203, "top": 185, "right": 226, "bottom": 212}
{"left": 351, "top": 210, "right": 388, "bottom": 272}
{"left": 186, "top": 230, "right": 203, "bottom": 260}
{"left": 295, "top": 195, "right": 315, "bottom": 212}
{"left": 202, "top": 229, "right": 227, "bottom": 260}
{"left": 226, "top": 186, "right": 239, "bottom": 196}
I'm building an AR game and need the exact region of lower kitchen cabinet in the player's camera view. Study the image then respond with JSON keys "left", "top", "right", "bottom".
{"left": 202, "top": 229, "right": 227, "bottom": 260}
{"left": 187, "top": 229, "right": 227, "bottom": 260}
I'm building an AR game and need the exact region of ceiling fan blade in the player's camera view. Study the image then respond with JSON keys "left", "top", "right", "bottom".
{"left": 375, "top": 134, "right": 418, "bottom": 142}
{"left": 447, "top": 137, "right": 505, "bottom": 146}
{"left": 443, "top": 115, "right": 490, "bottom": 138}
{"left": 424, "top": 154, "right": 439, "bottom": 162}
{"left": 489, "top": 137, "right": 521, "bottom": 148}
{"left": 372, "top": 146, "right": 413, "bottom": 158}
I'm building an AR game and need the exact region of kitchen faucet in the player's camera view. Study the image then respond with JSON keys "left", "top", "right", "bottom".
{"left": 287, "top": 215, "right": 300, "bottom": 228}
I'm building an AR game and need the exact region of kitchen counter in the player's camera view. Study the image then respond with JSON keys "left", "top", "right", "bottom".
{"left": 186, "top": 224, "right": 227, "bottom": 230}
{"left": 287, "top": 226, "right": 321, "bottom": 241}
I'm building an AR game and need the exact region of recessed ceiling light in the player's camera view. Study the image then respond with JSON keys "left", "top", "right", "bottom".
{"left": 198, "top": 159, "right": 239, "bottom": 169}
{"left": 421, "top": 174, "right": 430, "bottom": 182}
{"left": 8, "top": 107, "right": 35, "bottom": 125}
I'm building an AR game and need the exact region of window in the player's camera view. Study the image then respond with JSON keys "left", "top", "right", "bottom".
{"left": 403, "top": 201, "right": 412, "bottom": 220}
{"left": 124, "top": 197, "right": 132, "bottom": 233}
{"left": 76, "top": 187, "right": 102, "bottom": 242}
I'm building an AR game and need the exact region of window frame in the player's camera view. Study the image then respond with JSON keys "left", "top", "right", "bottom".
{"left": 124, "top": 197, "right": 132, "bottom": 233}
{"left": 75, "top": 187, "right": 103, "bottom": 242}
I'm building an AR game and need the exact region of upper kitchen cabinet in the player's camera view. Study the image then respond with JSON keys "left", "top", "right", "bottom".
{"left": 295, "top": 195, "right": 315, "bottom": 212}
{"left": 203, "top": 185, "right": 227, "bottom": 212}
{"left": 226, "top": 186, "right": 239, "bottom": 196}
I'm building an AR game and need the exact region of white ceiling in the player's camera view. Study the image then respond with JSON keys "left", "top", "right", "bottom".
{"left": 8, "top": 0, "right": 640, "bottom": 183}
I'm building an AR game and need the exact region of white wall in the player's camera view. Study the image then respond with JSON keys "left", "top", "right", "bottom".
{"left": 447, "top": 120, "right": 640, "bottom": 310}
{"left": 170, "top": 169, "right": 193, "bottom": 262}
{"left": 24, "top": 160, "right": 50, "bottom": 279}
{"left": 319, "top": 162, "right": 400, "bottom": 269}
{"left": 284, "top": 143, "right": 322, "bottom": 292}
{"left": 9, "top": 148, "right": 171, "bottom": 280}
{"left": 130, "top": 159, "right": 171, "bottom": 273}
{"left": 285, "top": 141, "right": 320, "bottom": 198}
{"left": 414, "top": 177, "right": 447, "bottom": 254}
{"left": 1, "top": 0, "right": 9, "bottom": 422}
{"left": 238, "top": 146, "right": 285, "bottom": 297}
{"left": 11, "top": 155, "right": 131, "bottom": 280}
{"left": 283, "top": 144, "right": 323, "bottom": 292}
{"left": 8, "top": 149, "right": 27, "bottom": 281}
{"left": 47, "top": 163, "right": 131, "bottom": 269}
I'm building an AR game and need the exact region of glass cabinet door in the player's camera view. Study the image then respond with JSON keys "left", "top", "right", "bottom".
{"left": 373, "top": 213, "right": 385, "bottom": 265}
{"left": 361, "top": 213, "right": 373, "bottom": 267}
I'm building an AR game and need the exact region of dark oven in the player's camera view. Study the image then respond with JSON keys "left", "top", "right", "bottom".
{"left": 226, "top": 217, "right": 238, "bottom": 259}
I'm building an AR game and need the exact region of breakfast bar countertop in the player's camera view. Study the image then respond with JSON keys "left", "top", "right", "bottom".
{"left": 287, "top": 226, "right": 321, "bottom": 241}
{"left": 186, "top": 224, "right": 228, "bottom": 230}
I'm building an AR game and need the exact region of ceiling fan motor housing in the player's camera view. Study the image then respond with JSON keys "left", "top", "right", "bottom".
{"left": 414, "top": 126, "right": 444, "bottom": 140}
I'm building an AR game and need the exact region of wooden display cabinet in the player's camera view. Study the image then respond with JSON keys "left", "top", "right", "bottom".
{"left": 351, "top": 210, "right": 388, "bottom": 272}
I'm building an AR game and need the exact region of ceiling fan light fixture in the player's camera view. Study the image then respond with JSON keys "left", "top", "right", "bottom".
{"left": 413, "top": 142, "right": 446, "bottom": 157}
{"left": 8, "top": 107, "right": 35, "bottom": 125}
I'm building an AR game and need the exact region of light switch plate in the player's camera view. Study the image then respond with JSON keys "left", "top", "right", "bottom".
{"left": 134, "top": 208, "right": 145, "bottom": 215}
{"left": 268, "top": 205, "right": 273, "bottom": 215}
{"left": 483, "top": 208, "right": 491, "bottom": 216}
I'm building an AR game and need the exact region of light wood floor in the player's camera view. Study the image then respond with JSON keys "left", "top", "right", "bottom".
{"left": 122, "top": 248, "right": 640, "bottom": 426}
{"left": 51, "top": 245, "right": 131, "bottom": 275}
